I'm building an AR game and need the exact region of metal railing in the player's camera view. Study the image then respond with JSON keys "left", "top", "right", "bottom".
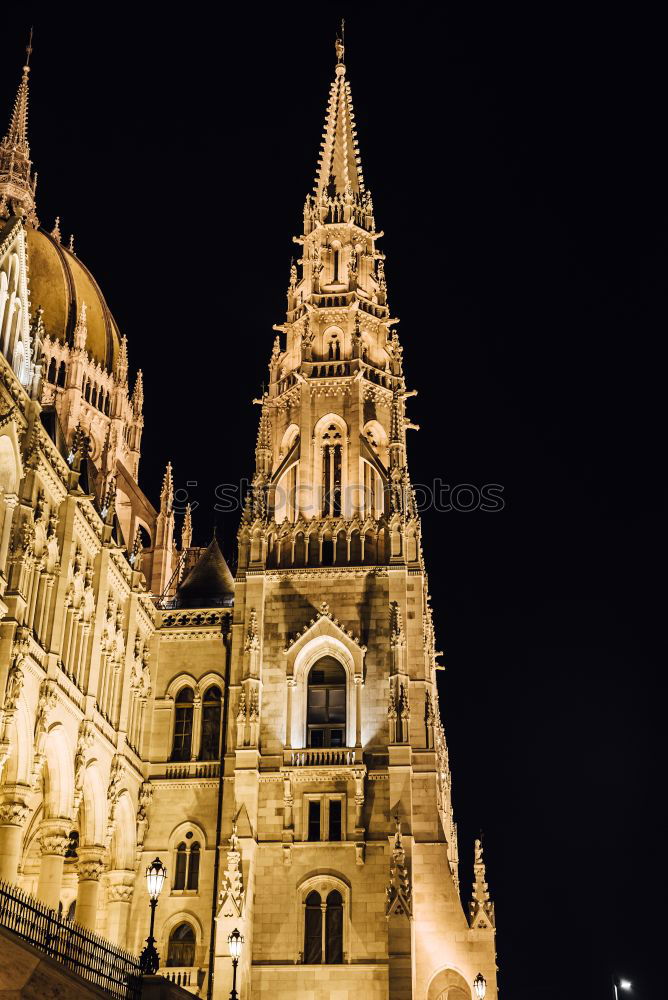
{"left": 0, "top": 880, "right": 142, "bottom": 1000}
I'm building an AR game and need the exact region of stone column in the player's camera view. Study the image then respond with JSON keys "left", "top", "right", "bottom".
{"left": 75, "top": 845, "right": 106, "bottom": 930}
{"left": 0, "top": 796, "right": 29, "bottom": 883}
{"left": 36, "top": 821, "right": 70, "bottom": 910}
{"left": 106, "top": 869, "right": 135, "bottom": 947}
{"left": 0, "top": 494, "right": 18, "bottom": 578}
{"left": 191, "top": 691, "right": 202, "bottom": 760}
{"left": 285, "top": 677, "right": 294, "bottom": 748}
{"left": 354, "top": 674, "right": 363, "bottom": 747}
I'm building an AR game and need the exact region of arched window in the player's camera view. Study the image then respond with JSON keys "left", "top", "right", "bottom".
{"left": 173, "top": 835, "right": 200, "bottom": 891}
{"left": 302, "top": 888, "right": 344, "bottom": 964}
{"left": 199, "top": 686, "right": 222, "bottom": 761}
{"left": 187, "top": 842, "right": 200, "bottom": 890}
{"left": 321, "top": 423, "right": 343, "bottom": 516}
{"left": 171, "top": 687, "right": 194, "bottom": 761}
{"left": 173, "top": 842, "right": 188, "bottom": 889}
{"left": 167, "top": 922, "right": 196, "bottom": 967}
{"left": 57, "top": 361, "right": 66, "bottom": 387}
{"left": 47, "top": 357, "right": 57, "bottom": 384}
{"left": 303, "top": 891, "right": 322, "bottom": 964}
{"left": 307, "top": 657, "right": 346, "bottom": 748}
{"left": 325, "top": 890, "right": 343, "bottom": 963}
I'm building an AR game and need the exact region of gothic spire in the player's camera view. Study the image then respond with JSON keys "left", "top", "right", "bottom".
{"left": 469, "top": 837, "right": 495, "bottom": 929}
{"left": 313, "top": 34, "right": 365, "bottom": 200}
{"left": 181, "top": 502, "right": 192, "bottom": 551}
{"left": 132, "top": 369, "right": 144, "bottom": 416}
{"left": 160, "top": 461, "right": 174, "bottom": 515}
{"left": 73, "top": 302, "right": 88, "bottom": 350}
{"left": 115, "top": 335, "right": 129, "bottom": 385}
{"left": 0, "top": 35, "right": 38, "bottom": 224}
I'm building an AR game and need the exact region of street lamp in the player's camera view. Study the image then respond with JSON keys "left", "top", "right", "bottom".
{"left": 612, "top": 977, "right": 632, "bottom": 999}
{"left": 474, "top": 972, "right": 487, "bottom": 999}
{"left": 228, "top": 928, "right": 244, "bottom": 1000}
{"left": 139, "top": 857, "right": 167, "bottom": 974}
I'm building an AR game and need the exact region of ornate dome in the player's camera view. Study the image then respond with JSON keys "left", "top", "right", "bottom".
{"left": 26, "top": 227, "right": 121, "bottom": 370}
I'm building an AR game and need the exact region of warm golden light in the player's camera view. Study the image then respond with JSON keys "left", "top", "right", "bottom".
{"left": 228, "top": 927, "right": 244, "bottom": 961}
{"left": 474, "top": 972, "right": 487, "bottom": 999}
{"left": 145, "top": 857, "right": 167, "bottom": 900}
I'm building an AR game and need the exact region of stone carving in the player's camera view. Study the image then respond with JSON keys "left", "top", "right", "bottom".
{"left": 39, "top": 830, "right": 70, "bottom": 857}
{"left": 108, "top": 882, "right": 134, "bottom": 903}
{"left": 386, "top": 814, "right": 412, "bottom": 918}
{"left": 218, "top": 823, "right": 244, "bottom": 918}
{"left": 105, "top": 754, "right": 125, "bottom": 842}
{"left": 469, "top": 837, "right": 495, "bottom": 929}
{"left": 0, "top": 799, "right": 29, "bottom": 826}
{"left": 73, "top": 720, "right": 95, "bottom": 809}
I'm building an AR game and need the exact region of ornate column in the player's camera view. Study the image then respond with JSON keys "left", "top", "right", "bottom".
{"left": 0, "top": 793, "right": 29, "bottom": 883}
{"left": 0, "top": 494, "right": 18, "bottom": 578}
{"left": 106, "top": 869, "right": 135, "bottom": 946}
{"left": 191, "top": 688, "right": 202, "bottom": 760}
{"left": 75, "top": 845, "right": 106, "bottom": 930}
{"left": 285, "top": 677, "right": 294, "bottom": 748}
{"left": 354, "top": 674, "right": 363, "bottom": 747}
{"left": 36, "top": 820, "right": 70, "bottom": 910}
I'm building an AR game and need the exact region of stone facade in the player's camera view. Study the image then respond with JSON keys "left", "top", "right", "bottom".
{"left": 0, "top": 32, "right": 498, "bottom": 1000}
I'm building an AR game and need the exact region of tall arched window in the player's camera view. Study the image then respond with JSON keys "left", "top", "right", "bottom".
{"left": 173, "top": 836, "right": 200, "bottom": 891}
{"left": 57, "top": 361, "right": 66, "bottom": 387}
{"left": 173, "top": 842, "right": 188, "bottom": 889}
{"left": 47, "top": 357, "right": 57, "bottom": 383}
{"left": 199, "top": 686, "right": 222, "bottom": 761}
{"left": 167, "top": 922, "right": 196, "bottom": 967}
{"left": 321, "top": 423, "right": 343, "bottom": 516}
{"left": 302, "top": 888, "right": 344, "bottom": 964}
{"left": 307, "top": 657, "right": 346, "bottom": 748}
{"left": 171, "top": 687, "right": 194, "bottom": 761}
{"left": 304, "top": 891, "right": 322, "bottom": 964}
{"left": 187, "top": 842, "right": 200, "bottom": 890}
{"left": 325, "top": 890, "right": 343, "bottom": 963}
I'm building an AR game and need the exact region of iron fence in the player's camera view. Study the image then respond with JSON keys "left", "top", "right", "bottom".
{"left": 0, "top": 880, "right": 142, "bottom": 1000}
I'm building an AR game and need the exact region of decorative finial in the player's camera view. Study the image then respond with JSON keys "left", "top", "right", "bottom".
{"left": 335, "top": 21, "right": 345, "bottom": 67}
{"left": 51, "top": 216, "right": 61, "bottom": 242}
{"left": 26, "top": 28, "right": 34, "bottom": 69}
{"left": 68, "top": 233, "right": 75, "bottom": 254}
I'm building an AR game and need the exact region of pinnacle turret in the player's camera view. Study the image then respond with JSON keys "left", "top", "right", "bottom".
{"left": 132, "top": 369, "right": 144, "bottom": 416}
{"left": 385, "top": 814, "right": 412, "bottom": 917}
{"left": 0, "top": 36, "right": 38, "bottom": 224}
{"left": 115, "top": 335, "right": 129, "bottom": 385}
{"left": 73, "top": 302, "right": 88, "bottom": 350}
{"left": 160, "top": 461, "right": 174, "bottom": 515}
{"left": 469, "top": 838, "right": 495, "bottom": 929}
{"left": 181, "top": 502, "right": 193, "bottom": 551}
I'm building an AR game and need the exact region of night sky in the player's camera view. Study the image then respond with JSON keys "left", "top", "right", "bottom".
{"left": 2, "top": 5, "right": 662, "bottom": 998}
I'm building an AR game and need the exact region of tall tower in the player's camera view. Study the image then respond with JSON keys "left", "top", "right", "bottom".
{"left": 214, "top": 36, "right": 498, "bottom": 1000}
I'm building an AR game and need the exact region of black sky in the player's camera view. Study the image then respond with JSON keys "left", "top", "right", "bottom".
{"left": 2, "top": 5, "right": 663, "bottom": 997}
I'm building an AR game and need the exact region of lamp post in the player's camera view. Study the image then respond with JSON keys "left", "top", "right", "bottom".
{"left": 612, "top": 978, "right": 632, "bottom": 1000}
{"left": 228, "top": 928, "right": 244, "bottom": 1000}
{"left": 139, "top": 857, "right": 167, "bottom": 974}
{"left": 474, "top": 972, "right": 487, "bottom": 1000}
